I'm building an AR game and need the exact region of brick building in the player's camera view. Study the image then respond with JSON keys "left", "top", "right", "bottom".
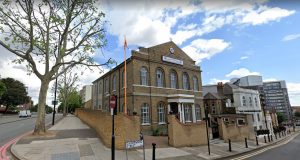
{"left": 92, "top": 41, "right": 203, "bottom": 134}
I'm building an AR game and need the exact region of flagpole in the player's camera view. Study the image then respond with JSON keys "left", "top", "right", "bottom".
{"left": 124, "top": 37, "right": 127, "bottom": 115}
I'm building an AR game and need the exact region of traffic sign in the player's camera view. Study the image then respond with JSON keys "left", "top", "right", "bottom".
{"left": 110, "top": 95, "right": 116, "bottom": 109}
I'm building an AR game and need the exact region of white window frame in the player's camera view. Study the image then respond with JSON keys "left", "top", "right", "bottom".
{"left": 184, "top": 104, "right": 192, "bottom": 122}
{"left": 183, "top": 73, "right": 189, "bottom": 90}
{"left": 242, "top": 96, "right": 246, "bottom": 106}
{"left": 193, "top": 76, "right": 198, "bottom": 91}
{"left": 237, "top": 118, "right": 246, "bottom": 126}
{"left": 170, "top": 71, "right": 177, "bottom": 89}
{"left": 195, "top": 105, "right": 201, "bottom": 121}
{"left": 141, "top": 103, "right": 150, "bottom": 125}
{"left": 156, "top": 69, "right": 164, "bottom": 87}
{"left": 112, "top": 75, "right": 116, "bottom": 91}
{"left": 140, "top": 67, "right": 148, "bottom": 86}
{"left": 157, "top": 103, "right": 165, "bottom": 124}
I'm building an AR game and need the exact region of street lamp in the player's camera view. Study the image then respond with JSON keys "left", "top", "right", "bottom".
{"left": 52, "top": 77, "right": 58, "bottom": 125}
{"left": 260, "top": 94, "right": 270, "bottom": 142}
{"left": 205, "top": 106, "right": 210, "bottom": 155}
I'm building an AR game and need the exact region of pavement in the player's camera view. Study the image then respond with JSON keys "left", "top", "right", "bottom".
{"left": 11, "top": 115, "right": 300, "bottom": 160}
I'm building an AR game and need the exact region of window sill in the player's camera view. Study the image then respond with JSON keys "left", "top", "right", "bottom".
{"left": 158, "top": 122, "right": 166, "bottom": 125}
{"left": 141, "top": 123, "right": 151, "bottom": 126}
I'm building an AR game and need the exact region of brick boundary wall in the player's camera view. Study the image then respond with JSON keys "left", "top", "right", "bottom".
{"left": 218, "top": 115, "right": 255, "bottom": 142}
{"left": 75, "top": 108, "right": 140, "bottom": 149}
{"left": 168, "top": 115, "right": 208, "bottom": 147}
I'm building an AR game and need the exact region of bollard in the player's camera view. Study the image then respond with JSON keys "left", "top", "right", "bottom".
{"left": 271, "top": 135, "right": 273, "bottom": 141}
{"left": 152, "top": 143, "right": 156, "bottom": 160}
{"left": 268, "top": 134, "right": 271, "bottom": 142}
{"left": 228, "top": 139, "right": 232, "bottom": 152}
{"left": 245, "top": 138, "right": 248, "bottom": 148}
{"left": 275, "top": 133, "right": 277, "bottom": 140}
{"left": 279, "top": 132, "right": 281, "bottom": 138}
{"left": 282, "top": 131, "right": 284, "bottom": 137}
{"left": 256, "top": 136, "right": 259, "bottom": 146}
{"left": 264, "top": 135, "right": 267, "bottom": 143}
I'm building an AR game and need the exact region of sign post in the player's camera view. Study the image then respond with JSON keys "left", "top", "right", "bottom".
{"left": 125, "top": 133, "right": 145, "bottom": 160}
{"left": 205, "top": 107, "right": 210, "bottom": 155}
{"left": 110, "top": 95, "right": 117, "bottom": 160}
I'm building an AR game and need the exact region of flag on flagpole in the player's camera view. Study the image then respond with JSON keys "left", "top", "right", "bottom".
{"left": 124, "top": 36, "right": 127, "bottom": 115}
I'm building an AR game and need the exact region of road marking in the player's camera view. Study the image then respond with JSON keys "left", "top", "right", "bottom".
{"left": 0, "top": 130, "right": 33, "bottom": 160}
{"left": 231, "top": 133, "right": 300, "bottom": 160}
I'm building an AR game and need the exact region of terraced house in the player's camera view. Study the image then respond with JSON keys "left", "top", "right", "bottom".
{"left": 92, "top": 41, "right": 204, "bottom": 134}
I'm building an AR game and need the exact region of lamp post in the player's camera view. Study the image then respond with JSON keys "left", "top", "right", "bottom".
{"left": 205, "top": 106, "right": 210, "bottom": 155}
{"left": 260, "top": 94, "right": 270, "bottom": 142}
{"left": 52, "top": 77, "right": 58, "bottom": 125}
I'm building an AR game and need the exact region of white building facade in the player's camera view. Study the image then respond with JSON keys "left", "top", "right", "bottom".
{"left": 232, "top": 87, "right": 264, "bottom": 131}
{"left": 80, "top": 85, "right": 92, "bottom": 103}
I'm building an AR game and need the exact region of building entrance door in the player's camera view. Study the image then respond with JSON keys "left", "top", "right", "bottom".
{"left": 211, "top": 117, "right": 219, "bottom": 139}
{"left": 170, "top": 102, "right": 178, "bottom": 114}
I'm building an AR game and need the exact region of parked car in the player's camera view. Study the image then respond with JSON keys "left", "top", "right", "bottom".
{"left": 19, "top": 110, "right": 31, "bottom": 118}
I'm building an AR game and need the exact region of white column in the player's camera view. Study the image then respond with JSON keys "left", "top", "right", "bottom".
{"left": 181, "top": 103, "right": 185, "bottom": 124}
{"left": 168, "top": 103, "right": 171, "bottom": 114}
{"left": 192, "top": 103, "right": 196, "bottom": 123}
{"left": 178, "top": 103, "right": 182, "bottom": 122}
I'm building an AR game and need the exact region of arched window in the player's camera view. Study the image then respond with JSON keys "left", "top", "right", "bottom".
{"left": 242, "top": 96, "right": 246, "bottom": 106}
{"left": 255, "top": 97, "right": 258, "bottom": 106}
{"left": 193, "top": 76, "right": 198, "bottom": 91}
{"left": 184, "top": 104, "right": 192, "bottom": 122}
{"left": 112, "top": 75, "right": 116, "bottom": 91}
{"left": 104, "top": 79, "right": 109, "bottom": 93}
{"left": 170, "top": 70, "right": 177, "bottom": 89}
{"left": 141, "top": 103, "right": 150, "bottom": 125}
{"left": 140, "top": 67, "right": 148, "bottom": 86}
{"left": 195, "top": 104, "right": 201, "bottom": 121}
{"left": 156, "top": 68, "right": 164, "bottom": 87}
{"left": 182, "top": 73, "right": 190, "bottom": 90}
{"left": 157, "top": 102, "right": 165, "bottom": 124}
{"left": 249, "top": 97, "right": 253, "bottom": 106}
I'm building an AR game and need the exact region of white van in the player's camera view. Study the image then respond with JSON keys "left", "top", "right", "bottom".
{"left": 19, "top": 110, "right": 31, "bottom": 118}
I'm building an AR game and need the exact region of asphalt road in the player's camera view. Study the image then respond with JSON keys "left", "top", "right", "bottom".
{"left": 0, "top": 114, "right": 62, "bottom": 146}
{"left": 249, "top": 133, "right": 300, "bottom": 160}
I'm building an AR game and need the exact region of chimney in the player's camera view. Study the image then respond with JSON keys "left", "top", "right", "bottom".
{"left": 217, "top": 82, "right": 224, "bottom": 96}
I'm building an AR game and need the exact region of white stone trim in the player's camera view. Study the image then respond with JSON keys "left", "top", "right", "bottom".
{"left": 167, "top": 98, "right": 195, "bottom": 103}
{"left": 132, "top": 84, "right": 202, "bottom": 93}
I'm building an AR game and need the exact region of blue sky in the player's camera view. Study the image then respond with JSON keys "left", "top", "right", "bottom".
{"left": 98, "top": 0, "right": 300, "bottom": 105}
{"left": 0, "top": 0, "right": 299, "bottom": 106}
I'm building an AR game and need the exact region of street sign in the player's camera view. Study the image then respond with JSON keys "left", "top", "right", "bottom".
{"left": 126, "top": 140, "right": 144, "bottom": 149}
{"left": 110, "top": 95, "right": 116, "bottom": 109}
{"left": 52, "top": 100, "right": 58, "bottom": 105}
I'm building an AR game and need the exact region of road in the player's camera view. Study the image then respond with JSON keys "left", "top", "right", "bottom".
{"left": 0, "top": 114, "right": 62, "bottom": 146}
{"left": 249, "top": 133, "right": 300, "bottom": 160}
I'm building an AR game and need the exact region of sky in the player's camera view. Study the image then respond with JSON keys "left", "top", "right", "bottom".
{"left": 0, "top": 0, "right": 300, "bottom": 106}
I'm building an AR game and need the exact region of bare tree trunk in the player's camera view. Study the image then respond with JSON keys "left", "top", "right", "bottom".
{"left": 33, "top": 79, "right": 49, "bottom": 135}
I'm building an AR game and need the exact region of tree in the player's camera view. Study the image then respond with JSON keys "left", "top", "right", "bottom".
{"left": 0, "top": 0, "right": 111, "bottom": 134}
{"left": 0, "top": 78, "right": 29, "bottom": 113}
{"left": 294, "top": 111, "right": 300, "bottom": 118}
{"left": 0, "top": 80, "right": 6, "bottom": 98}
{"left": 58, "top": 90, "right": 81, "bottom": 113}
{"left": 57, "top": 70, "right": 79, "bottom": 116}
{"left": 31, "top": 104, "right": 53, "bottom": 114}
{"left": 277, "top": 112, "right": 286, "bottom": 124}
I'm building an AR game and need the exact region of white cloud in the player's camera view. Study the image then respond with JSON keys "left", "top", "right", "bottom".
{"left": 240, "top": 56, "right": 249, "bottom": 60}
{"left": 208, "top": 78, "right": 229, "bottom": 85}
{"left": 225, "top": 68, "right": 260, "bottom": 78}
{"left": 287, "top": 83, "right": 300, "bottom": 106}
{"left": 103, "top": 0, "right": 295, "bottom": 48}
{"left": 282, "top": 34, "right": 300, "bottom": 41}
{"left": 182, "top": 39, "right": 231, "bottom": 63}
{"left": 241, "top": 7, "right": 295, "bottom": 25}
